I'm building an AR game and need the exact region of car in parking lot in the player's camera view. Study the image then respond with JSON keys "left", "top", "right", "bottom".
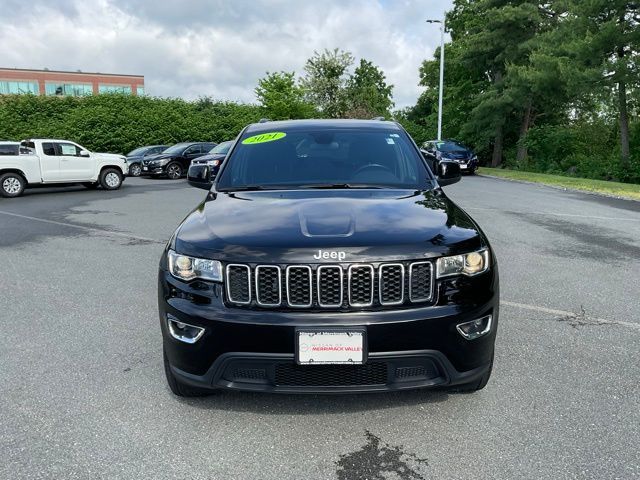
{"left": 125, "top": 145, "right": 169, "bottom": 176}
{"left": 0, "top": 138, "right": 128, "bottom": 197}
{"left": 190, "top": 141, "right": 234, "bottom": 170}
{"left": 142, "top": 142, "right": 216, "bottom": 179}
{"left": 422, "top": 139, "right": 478, "bottom": 174}
{"left": 160, "top": 119, "right": 498, "bottom": 397}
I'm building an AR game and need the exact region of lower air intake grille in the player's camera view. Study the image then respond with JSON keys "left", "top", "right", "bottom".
{"left": 233, "top": 368, "right": 267, "bottom": 380}
{"left": 275, "top": 362, "right": 388, "bottom": 387}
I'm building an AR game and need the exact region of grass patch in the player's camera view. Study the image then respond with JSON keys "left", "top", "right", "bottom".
{"left": 478, "top": 167, "right": 640, "bottom": 201}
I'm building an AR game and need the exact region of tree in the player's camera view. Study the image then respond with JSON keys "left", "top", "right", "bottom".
{"left": 445, "top": 0, "right": 545, "bottom": 167}
{"left": 254, "top": 71, "right": 316, "bottom": 120}
{"left": 300, "top": 48, "right": 354, "bottom": 118}
{"left": 344, "top": 59, "right": 394, "bottom": 118}
{"left": 565, "top": 0, "right": 640, "bottom": 164}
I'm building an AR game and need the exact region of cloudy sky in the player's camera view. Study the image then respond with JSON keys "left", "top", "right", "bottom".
{"left": 0, "top": 0, "right": 452, "bottom": 108}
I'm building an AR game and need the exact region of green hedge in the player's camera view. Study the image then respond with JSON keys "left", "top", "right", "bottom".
{"left": 0, "top": 94, "right": 262, "bottom": 154}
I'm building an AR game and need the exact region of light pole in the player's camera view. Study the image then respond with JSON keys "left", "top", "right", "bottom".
{"left": 426, "top": 18, "right": 445, "bottom": 141}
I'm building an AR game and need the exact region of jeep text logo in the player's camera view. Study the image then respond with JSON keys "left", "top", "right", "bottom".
{"left": 313, "top": 250, "right": 346, "bottom": 261}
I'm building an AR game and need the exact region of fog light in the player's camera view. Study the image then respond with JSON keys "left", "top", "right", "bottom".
{"left": 167, "top": 315, "right": 205, "bottom": 344}
{"left": 456, "top": 315, "right": 492, "bottom": 340}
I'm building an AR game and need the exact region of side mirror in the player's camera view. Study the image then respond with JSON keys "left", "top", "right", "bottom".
{"left": 437, "top": 161, "right": 461, "bottom": 187}
{"left": 420, "top": 149, "right": 438, "bottom": 175}
{"left": 79, "top": 150, "right": 91, "bottom": 157}
{"left": 187, "top": 164, "right": 214, "bottom": 190}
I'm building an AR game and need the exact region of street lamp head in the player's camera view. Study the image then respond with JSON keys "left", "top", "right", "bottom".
{"left": 425, "top": 19, "right": 442, "bottom": 23}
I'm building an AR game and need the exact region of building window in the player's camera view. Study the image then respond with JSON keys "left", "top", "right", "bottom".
{"left": 99, "top": 84, "right": 132, "bottom": 94}
{"left": 0, "top": 80, "right": 39, "bottom": 95}
{"left": 136, "top": 86, "right": 145, "bottom": 96}
{"left": 45, "top": 83, "right": 93, "bottom": 96}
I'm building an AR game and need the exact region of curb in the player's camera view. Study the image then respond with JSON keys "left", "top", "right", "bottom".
{"left": 476, "top": 173, "right": 640, "bottom": 203}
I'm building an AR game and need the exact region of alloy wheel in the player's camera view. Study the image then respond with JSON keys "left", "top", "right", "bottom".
{"left": 167, "top": 164, "right": 182, "bottom": 179}
{"left": 105, "top": 172, "right": 121, "bottom": 188}
{"left": 2, "top": 177, "right": 21, "bottom": 194}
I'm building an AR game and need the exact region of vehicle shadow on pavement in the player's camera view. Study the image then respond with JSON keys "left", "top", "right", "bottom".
{"left": 176, "top": 388, "right": 450, "bottom": 414}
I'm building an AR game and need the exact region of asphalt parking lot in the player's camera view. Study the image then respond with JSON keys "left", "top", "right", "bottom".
{"left": 1, "top": 175, "right": 639, "bottom": 480}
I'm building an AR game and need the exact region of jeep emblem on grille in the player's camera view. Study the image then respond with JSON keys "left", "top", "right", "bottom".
{"left": 313, "top": 249, "right": 346, "bottom": 261}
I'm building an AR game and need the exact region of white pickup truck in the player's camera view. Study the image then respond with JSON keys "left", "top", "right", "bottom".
{"left": 0, "top": 139, "right": 128, "bottom": 197}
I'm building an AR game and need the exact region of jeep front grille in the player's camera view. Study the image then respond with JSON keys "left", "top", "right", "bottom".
{"left": 225, "top": 261, "right": 433, "bottom": 310}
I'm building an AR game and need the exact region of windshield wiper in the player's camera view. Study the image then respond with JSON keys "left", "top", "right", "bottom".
{"left": 220, "top": 185, "right": 266, "bottom": 192}
{"left": 299, "top": 183, "right": 384, "bottom": 189}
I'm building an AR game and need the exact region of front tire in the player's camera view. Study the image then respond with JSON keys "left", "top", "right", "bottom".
{"left": 166, "top": 162, "right": 183, "bottom": 180}
{"left": 163, "top": 349, "right": 211, "bottom": 397}
{"left": 0, "top": 172, "right": 26, "bottom": 198}
{"left": 100, "top": 168, "right": 123, "bottom": 190}
{"left": 129, "top": 163, "right": 142, "bottom": 177}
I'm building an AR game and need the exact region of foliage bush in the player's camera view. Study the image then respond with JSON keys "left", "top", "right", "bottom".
{"left": 0, "top": 94, "right": 262, "bottom": 154}
{"left": 507, "top": 120, "right": 640, "bottom": 183}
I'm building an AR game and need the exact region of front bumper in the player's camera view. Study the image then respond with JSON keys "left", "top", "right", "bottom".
{"left": 142, "top": 163, "right": 168, "bottom": 175}
{"left": 159, "top": 262, "right": 499, "bottom": 393}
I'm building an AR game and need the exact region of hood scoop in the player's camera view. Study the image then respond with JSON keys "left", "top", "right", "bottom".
{"left": 299, "top": 203, "right": 355, "bottom": 238}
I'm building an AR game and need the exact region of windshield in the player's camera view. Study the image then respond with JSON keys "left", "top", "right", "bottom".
{"left": 216, "top": 127, "right": 430, "bottom": 191}
{"left": 437, "top": 141, "right": 467, "bottom": 153}
{"left": 163, "top": 144, "right": 188, "bottom": 154}
{"left": 127, "top": 147, "right": 148, "bottom": 156}
{"left": 209, "top": 141, "right": 232, "bottom": 154}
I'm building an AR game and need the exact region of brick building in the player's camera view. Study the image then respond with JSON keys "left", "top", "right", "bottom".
{"left": 0, "top": 68, "right": 145, "bottom": 96}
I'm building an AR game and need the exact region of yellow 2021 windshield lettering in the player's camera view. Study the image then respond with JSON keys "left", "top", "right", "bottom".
{"left": 242, "top": 132, "right": 287, "bottom": 145}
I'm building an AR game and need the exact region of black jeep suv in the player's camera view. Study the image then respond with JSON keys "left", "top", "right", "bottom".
{"left": 159, "top": 119, "right": 499, "bottom": 396}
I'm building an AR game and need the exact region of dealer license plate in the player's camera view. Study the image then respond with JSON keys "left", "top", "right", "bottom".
{"left": 296, "top": 330, "right": 365, "bottom": 365}
{"left": 143, "top": 167, "right": 148, "bottom": 171}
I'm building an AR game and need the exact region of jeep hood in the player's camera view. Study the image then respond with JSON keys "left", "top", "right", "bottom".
{"left": 173, "top": 189, "right": 485, "bottom": 263}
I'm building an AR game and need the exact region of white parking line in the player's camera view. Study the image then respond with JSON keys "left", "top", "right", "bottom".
{"left": 0, "top": 209, "right": 165, "bottom": 244}
{"left": 465, "top": 206, "right": 640, "bottom": 222}
{"left": 502, "top": 300, "right": 640, "bottom": 331}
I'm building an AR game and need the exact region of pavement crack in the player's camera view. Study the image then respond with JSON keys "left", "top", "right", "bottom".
{"left": 557, "top": 305, "right": 609, "bottom": 328}
{"left": 502, "top": 301, "right": 640, "bottom": 331}
{"left": 336, "top": 430, "right": 428, "bottom": 480}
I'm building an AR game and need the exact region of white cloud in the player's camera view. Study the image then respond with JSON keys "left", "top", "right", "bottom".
{"left": 0, "top": 0, "right": 452, "bottom": 108}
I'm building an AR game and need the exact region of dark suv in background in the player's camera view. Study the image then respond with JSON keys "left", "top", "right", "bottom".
{"left": 126, "top": 145, "right": 169, "bottom": 176}
{"left": 422, "top": 140, "right": 478, "bottom": 174}
{"left": 143, "top": 142, "right": 216, "bottom": 179}
{"left": 190, "top": 141, "right": 234, "bottom": 169}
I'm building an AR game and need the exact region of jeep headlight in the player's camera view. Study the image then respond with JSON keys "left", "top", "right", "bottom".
{"left": 436, "top": 249, "right": 489, "bottom": 278}
{"left": 168, "top": 250, "right": 222, "bottom": 282}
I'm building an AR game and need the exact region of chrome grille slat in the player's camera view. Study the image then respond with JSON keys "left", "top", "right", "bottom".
{"left": 255, "top": 265, "right": 281, "bottom": 307}
{"left": 348, "top": 265, "right": 374, "bottom": 307}
{"left": 379, "top": 264, "right": 404, "bottom": 305}
{"left": 226, "top": 264, "right": 251, "bottom": 305}
{"left": 225, "top": 261, "right": 434, "bottom": 308}
{"left": 286, "top": 265, "right": 312, "bottom": 307}
{"left": 317, "top": 265, "right": 343, "bottom": 308}
{"left": 409, "top": 261, "right": 433, "bottom": 302}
